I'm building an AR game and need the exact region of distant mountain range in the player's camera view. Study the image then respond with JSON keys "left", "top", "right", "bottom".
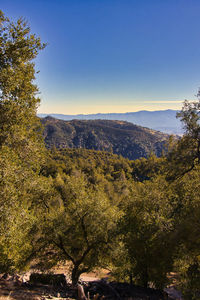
{"left": 38, "top": 109, "right": 183, "bottom": 135}
{"left": 41, "top": 117, "right": 170, "bottom": 160}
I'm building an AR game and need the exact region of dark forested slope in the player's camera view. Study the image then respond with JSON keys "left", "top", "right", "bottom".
{"left": 41, "top": 117, "right": 169, "bottom": 160}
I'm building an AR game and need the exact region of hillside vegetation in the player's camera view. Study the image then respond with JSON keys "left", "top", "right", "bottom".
{"left": 41, "top": 117, "right": 169, "bottom": 160}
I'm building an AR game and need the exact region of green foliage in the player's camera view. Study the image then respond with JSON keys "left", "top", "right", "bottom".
{"left": 169, "top": 167, "right": 200, "bottom": 298}
{"left": 177, "top": 98, "right": 200, "bottom": 141}
{"left": 166, "top": 99, "right": 200, "bottom": 180}
{"left": 162, "top": 96, "right": 200, "bottom": 295}
{"left": 35, "top": 174, "right": 122, "bottom": 285}
{"left": 174, "top": 253, "right": 200, "bottom": 299}
{"left": 0, "top": 10, "right": 48, "bottom": 273}
{"left": 42, "top": 148, "right": 133, "bottom": 181}
{"left": 132, "top": 153, "right": 165, "bottom": 181}
{"left": 0, "top": 11, "right": 45, "bottom": 158}
{"left": 118, "top": 177, "right": 175, "bottom": 289}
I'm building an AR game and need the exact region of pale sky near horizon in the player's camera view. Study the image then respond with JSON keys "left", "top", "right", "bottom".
{"left": 1, "top": 0, "right": 200, "bottom": 114}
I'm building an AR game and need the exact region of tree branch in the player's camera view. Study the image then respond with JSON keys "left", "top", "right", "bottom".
{"left": 80, "top": 213, "right": 89, "bottom": 247}
{"left": 52, "top": 235, "right": 75, "bottom": 264}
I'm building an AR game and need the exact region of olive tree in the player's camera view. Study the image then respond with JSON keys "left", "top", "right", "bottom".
{"left": 36, "top": 174, "right": 122, "bottom": 285}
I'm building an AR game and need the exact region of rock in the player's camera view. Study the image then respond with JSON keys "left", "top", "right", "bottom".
{"left": 29, "top": 273, "right": 68, "bottom": 288}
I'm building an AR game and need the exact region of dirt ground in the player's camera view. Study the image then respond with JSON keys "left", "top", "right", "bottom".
{"left": 0, "top": 266, "right": 107, "bottom": 300}
{"left": 53, "top": 263, "right": 110, "bottom": 282}
{"left": 0, "top": 267, "right": 183, "bottom": 300}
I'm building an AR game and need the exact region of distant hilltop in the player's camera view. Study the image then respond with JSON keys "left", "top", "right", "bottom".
{"left": 41, "top": 117, "right": 170, "bottom": 160}
{"left": 38, "top": 109, "right": 183, "bottom": 135}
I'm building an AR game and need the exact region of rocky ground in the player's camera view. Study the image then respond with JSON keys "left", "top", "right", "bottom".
{"left": 0, "top": 272, "right": 183, "bottom": 300}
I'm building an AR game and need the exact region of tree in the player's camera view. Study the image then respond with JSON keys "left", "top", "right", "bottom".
{"left": 119, "top": 177, "right": 175, "bottom": 289}
{"left": 162, "top": 97, "right": 200, "bottom": 297}
{"left": 0, "top": 10, "right": 48, "bottom": 272}
{"left": 171, "top": 167, "right": 200, "bottom": 299}
{"left": 0, "top": 10, "right": 45, "bottom": 151}
{"left": 166, "top": 97, "right": 200, "bottom": 180}
{"left": 177, "top": 96, "right": 200, "bottom": 144}
{"left": 36, "top": 174, "right": 121, "bottom": 285}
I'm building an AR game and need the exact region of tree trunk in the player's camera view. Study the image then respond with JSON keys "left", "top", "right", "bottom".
{"left": 129, "top": 273, "right": 133, "bottom": 285}
{"left": 72, "top": 264, "right": 80, "bottom": 286}
{"left": 141, "top": 267, "right": 148, "bottom": 288}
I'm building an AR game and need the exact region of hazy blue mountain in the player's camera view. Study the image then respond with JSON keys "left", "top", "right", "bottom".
{"left": 38, "top": 110, "right": 183, "bottom": 135}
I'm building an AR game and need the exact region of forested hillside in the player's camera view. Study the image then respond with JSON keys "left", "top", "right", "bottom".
{"left": 41, "top": 117, "right": 169, "bottom": 160}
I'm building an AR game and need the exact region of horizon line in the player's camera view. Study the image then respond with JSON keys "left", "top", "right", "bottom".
{"left": 37, "top": 108, "right": 179, "bottom": 116}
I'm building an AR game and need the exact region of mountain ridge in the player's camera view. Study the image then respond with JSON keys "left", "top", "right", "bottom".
{"left": 38, "top": 109, "right": 182, "bottom": 135}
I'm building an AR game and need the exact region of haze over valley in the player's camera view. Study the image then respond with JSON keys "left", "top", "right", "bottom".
{"left": 39, "top": 109, "right": 182, "bottom": 135}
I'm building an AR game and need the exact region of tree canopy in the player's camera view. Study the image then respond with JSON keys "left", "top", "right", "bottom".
{"left": 0, "top": 10, "right": 48, "bottom": 273}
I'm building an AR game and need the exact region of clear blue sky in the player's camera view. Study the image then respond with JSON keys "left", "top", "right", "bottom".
{"left": 1, "top": 0, "right": 200, "bottom": 114}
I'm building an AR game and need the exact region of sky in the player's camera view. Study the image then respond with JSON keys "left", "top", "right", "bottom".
{"left": 1, "top": 0, "right": 200, "bottom": 114}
